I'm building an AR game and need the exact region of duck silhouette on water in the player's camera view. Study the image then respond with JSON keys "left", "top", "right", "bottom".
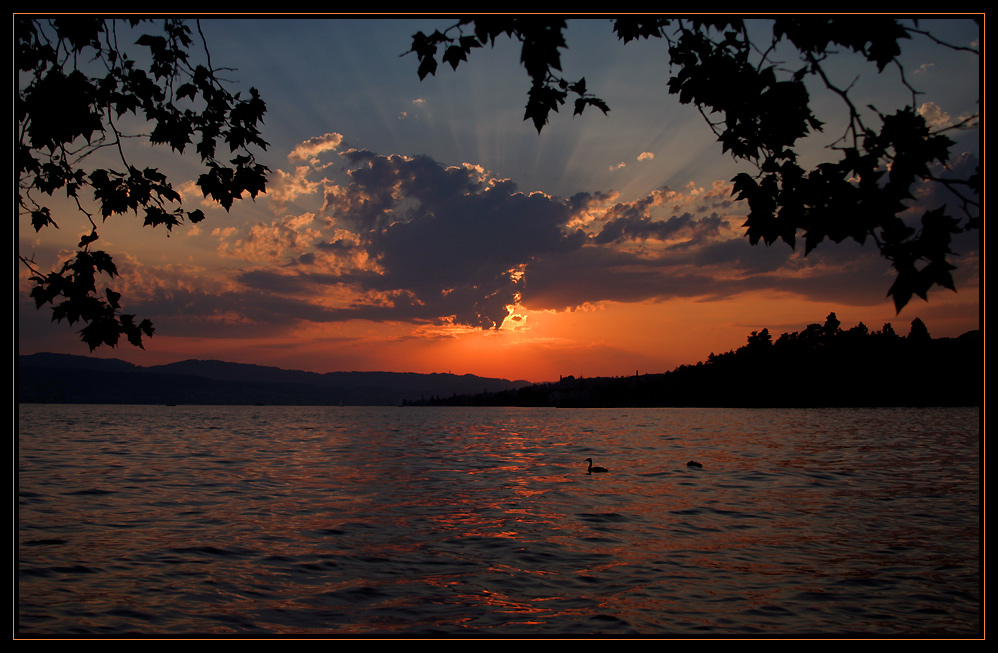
{"left": 687, "top": 460, "right": 703, "bottom": 468}
{"left": 585, "top": 458, "right": 608, "bottom": 473}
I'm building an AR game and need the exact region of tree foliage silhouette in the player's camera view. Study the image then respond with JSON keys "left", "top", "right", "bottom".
{"left": 17, "top": 18, "right": 269, "bottom": 350}
{"left": 407, "top": 17, "right": 980, "bottom": 313}
{"left": 409, "top": 314, "right": 980, "bottom": 408}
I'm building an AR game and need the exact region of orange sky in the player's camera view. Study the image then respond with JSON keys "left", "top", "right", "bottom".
{"left": 17, "top": 18, "right": 981, "bottom": 383}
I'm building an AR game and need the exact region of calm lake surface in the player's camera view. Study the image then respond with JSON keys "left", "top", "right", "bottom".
{"left": 17, "top": 404, "right": 981, "bottom": 637}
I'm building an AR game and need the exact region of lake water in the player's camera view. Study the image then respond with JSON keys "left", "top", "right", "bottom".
{"left": 17, "top": 404, "right": 981, "bottom": 637}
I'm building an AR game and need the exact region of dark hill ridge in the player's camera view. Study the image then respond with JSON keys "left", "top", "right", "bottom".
{"left": 408, "top": 322, "right": 983, "bottom": 408}
{"left": 17, "top": 353, "right": 533, "bottom": 406}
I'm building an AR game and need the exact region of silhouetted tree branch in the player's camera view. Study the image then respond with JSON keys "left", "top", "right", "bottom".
{"left": 17, "top": 17, "right": 269, "bottom": 350}
{"left": 406, "top": 17, "right": 981, "bottom": 313}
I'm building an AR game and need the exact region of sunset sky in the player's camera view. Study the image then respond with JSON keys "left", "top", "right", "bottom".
{"left": 17, "top": 17, "right": 982, "bottom": 382}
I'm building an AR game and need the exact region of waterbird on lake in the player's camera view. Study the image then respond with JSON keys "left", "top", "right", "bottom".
{"left": 687, "top": 460, "right": 703, "bottom": 468}
{"left": 585, "top": 458, "right": 608, "bottom": 473}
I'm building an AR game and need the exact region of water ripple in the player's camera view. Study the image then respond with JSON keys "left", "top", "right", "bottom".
{"left": 18, "top": 405, "right": 980, "bottom": 636}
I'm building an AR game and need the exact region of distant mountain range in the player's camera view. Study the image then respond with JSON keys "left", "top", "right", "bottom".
{"left": 16, "top": 353, "right": 533, "bottom": 406}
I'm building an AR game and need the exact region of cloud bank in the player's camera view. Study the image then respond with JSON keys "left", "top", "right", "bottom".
{"left": 96, "top": 131, "right": 979, "bottom": 340}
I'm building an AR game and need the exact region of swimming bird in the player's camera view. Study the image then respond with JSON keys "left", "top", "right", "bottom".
{"left": 687, "top": 460, "right": 703, "bottom": 468}
{"left": 585, "top": 458, "right": 608, "bottom": 473}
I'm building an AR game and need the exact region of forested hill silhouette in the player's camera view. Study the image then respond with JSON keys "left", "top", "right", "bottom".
{"left": 406, "top": 315, "right": 982, "bottom": 408}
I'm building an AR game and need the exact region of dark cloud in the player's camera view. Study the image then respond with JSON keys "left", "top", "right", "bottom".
{"left": 595, "top": 211, "right": 726, "bottom": 245}
{"left": 128, "top": 286, "right": 342, "bottom": 338}
{"left": 309, "top": 153, "right": 592, "bottom": 328}
{"left": 316, "top": 152, "right": 788, "bottom": 326}
{"left": 366, "top": 183, "right": 581, "bottom": 288}
{"left": 88, "top": 146, "right": 975, "bottom": 339}
{"left": 521, "top": 246, "right": 698, "bottom": 309}
{"left": 692, "top": 236, "right": 795, "bottom": 273}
